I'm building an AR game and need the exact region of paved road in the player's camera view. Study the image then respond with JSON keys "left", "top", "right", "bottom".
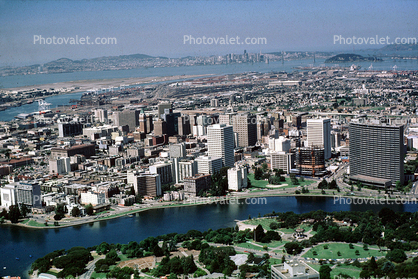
{"left": 79, "top": 255, "right": 105, "bottom": 279}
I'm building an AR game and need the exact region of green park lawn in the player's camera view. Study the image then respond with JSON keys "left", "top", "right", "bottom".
{"left": 236, "top": 242, "right": 265, "bottom": 251}
{"left": 331, "top": 264, "right": 362, "bottom": 278}
{"left": 309, "top": 264, "right": 362, "bottom": 278}
{"left": 304, "top": 243, "right": 386, "bottom": 259}
{"left": 247, "top": 173, "right": 315, "bottom": 189}
{"left": 27, "top": 219, "right": 47, "bottom": 227}
{"left": 90, "top": 271, "right": 108, "bottom": 278}
{"left": 243, "top": 218, "right": 312, "bottom": 235}
{"left": 243, "top": 217, "right": 279, "bottom": 230}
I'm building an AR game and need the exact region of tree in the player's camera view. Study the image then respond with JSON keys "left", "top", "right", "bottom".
{"left": 386, "top": 249, "right": 407, "bottom": 263}
{"left": 284, "top": 242, "right": 303, "bottom": 255}
{"left": 71, "top": 207, "right": 80, "bottom": 217}
{"left": 289, "top": 173, "right": 299, "bottom": 185}
{"left": 254, "top": 224, "right": 265, "bottom": 242}
{"left": 54, "top": 203, "right": 66, "bottom": 220}
{"left": 247, "top": 253, "right": 255, "bottom": 263}
{"left": 85, "top": 203, "right": 94, "bottom": 216}
{"left": 318, "top": 179, "right": 328, "bottom": 189}
{"left": 319, "top": 265, "right": 332, "bottom": 279}
{"left": 20, "top": 204, "right": 29, "bottom": 218}
{"left": 254, "top": 168, "right": 263, "bottom": 180}
{"left": 183, "top": 255, "right": 197, "bottom": 274}
{"left": 8, "top": 205, "right": 21, "bottom": 223}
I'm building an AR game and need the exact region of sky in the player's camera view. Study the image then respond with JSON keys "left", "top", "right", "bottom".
{"left": 1, "top": 0, "right": 418, "bottom": 66}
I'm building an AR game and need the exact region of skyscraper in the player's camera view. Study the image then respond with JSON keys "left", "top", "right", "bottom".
{"left": 178, "top": 115, "right": 191, "bottom": 136}
{"left": 349, "top": 122, "right": 405, "bottom": 187}
{"left": 207, "top": 124, "right": 234, "bottom": 168}
{"left": 307, "top": 118, "right": 331, "bottom": 159}
{"left": 232, "top": 113, "right": 257, "bottom": 147}
{"left": 154, "top": 119, "right": 167, "bottom": 136}
{"left": 113, "top": 110, "right": 140, "bottom": 132}
{"left": 139, "top": 113, "right": 153, "bottom": 134}
{"left": 158, "top": 102, "right": 172, "bottom": 119}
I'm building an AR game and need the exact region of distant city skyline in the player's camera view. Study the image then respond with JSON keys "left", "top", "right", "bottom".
{"left": 1, "top": 0, "right": 418, "bottom": 66}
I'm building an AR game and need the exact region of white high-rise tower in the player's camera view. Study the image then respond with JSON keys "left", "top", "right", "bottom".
{"left": 307, "top": 118, "right": 331, "bottom": 159}
{"left": 207, "top": 124, "right": 235, "bottom": 168}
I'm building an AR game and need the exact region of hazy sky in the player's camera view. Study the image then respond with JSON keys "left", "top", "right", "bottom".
{"left": 1, "top": 0, "right": 418, "bottom": 66}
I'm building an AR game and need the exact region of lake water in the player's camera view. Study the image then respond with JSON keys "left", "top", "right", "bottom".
{"left": 1, "top": 196, "right": 418, "bottom": 278}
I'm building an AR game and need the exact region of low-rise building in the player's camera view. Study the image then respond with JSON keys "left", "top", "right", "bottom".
{"left": 271, "top": 261, "right": 319, "bottom": 279}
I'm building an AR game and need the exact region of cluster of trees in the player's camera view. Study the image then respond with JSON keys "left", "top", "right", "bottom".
{"left": 199, "top": 246, "right": 236, "bottom": 275}
{"left": 268, "top": 169, "right": 286, "bottom": 185}
{"left": 254, "top": 224, "right": 281, "bottom": 243}
{"left": 239, "top": 253, "right": 270, "bottom": 278}
{"left": 95, "top": 249, "right": 121, "bottom": 273}
{"left": 254, "top": 166, "right": 288, "bottom": 185}
{"left": 289, "top": 173, "right": 299, "bottom": 185}
{"left": 0, "top": 204, "right": 29, "bottom": 223}
{"left": 31, "top": 247, "right": 92, "bottom": 278}
{"left": 284, "top": 242, "right": 303, "bottom": 255}
{"left": 106, "top": 267, "right": 136, "bottom": 279}
{"left": 31, "top": 249, "right": 65, "bottom": 274}
{"left": 152, "top": 255, "right": 197, "bottom": 277}
{"left": 356, "top": 255, "right": 418, "bottom": 278}
{"left": 318, "top": 179, "right": 338, "bottom": 190}
{"left": 208, "top": 167, "right": 230, "bottom": 196}
{"left": 260, "top": 208, "right": 418, "bottom": 266}
{"left": 54, "top": 203, "right": 66, "bottom": 220}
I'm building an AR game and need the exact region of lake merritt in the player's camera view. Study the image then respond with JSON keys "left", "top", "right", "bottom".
{"left": 1, "top": 195, "right": 418, "bottom": 278}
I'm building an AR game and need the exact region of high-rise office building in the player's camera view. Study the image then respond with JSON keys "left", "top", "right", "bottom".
{"left": 195, "top": 156, "right": 223, "bottom": 174}
{"left": 207, "top": 124, "right": 234, "bottom": 168}
{"left": 178, "top": 116, "right": 191, "bottom": 136}
{"left": 58, "top": 123, "right": 83, "bottom": 138}
{"left": 210, "top": 99, "right": 219, "bottom": 107}
{"left": 149, "top": 162, "right": 172, "bottom": 184}
{"left": 169, "top": 143, "right": 187, "bottom": 159}
{"left": 113, "top": 110, "right": 140, "bottom": 132}
{"left": 139, "top": 113, "right": 153, "bottom": 134}
{"left": 306, "top": 118, "right": 331, "bottom": 159}
{"left": 162, "top": 109, "right": 180, "bottom": 136}
{"left": 154, "top": 119, "right": 167, "bottom": 136}
{"left": 94, "top": 109, "right": 108, "bottom": 123}
{"left": 135, "top": 173, "right": 162, "bottom": 197}
{"left": 232, "top": 113, "right": 257, "bottom": 147}
{"left": 219, "top": 113, "right": 236, "bottom": 126}
{"left": 227, "top": 165, "right": 248, "bottom": 191}
{"left": 158, "top": 102, "right": 172, "bottom": 119}
{"left": 270, "top": 152, "right": 295, "bottom": 174}
{"left": 349, "top": 122, "right": 405, "bottom": 187}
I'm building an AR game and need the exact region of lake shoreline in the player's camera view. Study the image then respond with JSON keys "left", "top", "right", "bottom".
{"left": 5, "top": 190, "right": 415, "bottom": 230}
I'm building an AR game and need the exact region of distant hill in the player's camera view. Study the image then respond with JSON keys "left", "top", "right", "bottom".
{"left": 43, "top": 53, "right": 166, "bottom": 67}
{"left": 380, "top": 43, "right": 418, "bottom": 51}
{"left": 325, "top": 53, "right": 382, "bottom": 63}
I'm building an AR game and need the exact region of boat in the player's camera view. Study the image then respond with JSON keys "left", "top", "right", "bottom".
{"left": 29, "top": 255, "right": 33, "bottom": 258}
{"left": 127, "top": 214, "right": 134, "bottom": 217}
{"left": 15, "top": 257, "right": 19, "bottom": 260}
